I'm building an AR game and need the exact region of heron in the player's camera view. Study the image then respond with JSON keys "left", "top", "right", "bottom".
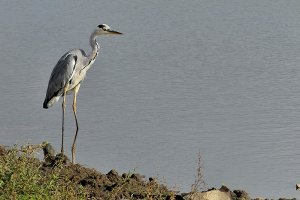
{"left": 43, "top": 24, "right": 122, "bottom": 164}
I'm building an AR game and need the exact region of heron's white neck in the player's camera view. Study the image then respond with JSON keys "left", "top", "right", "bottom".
{"left": 88, "top": 32, "right": 100, "bottom": 62}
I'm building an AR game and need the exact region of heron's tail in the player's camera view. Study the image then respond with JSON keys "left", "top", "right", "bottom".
{"left": 43, "top": 96, "right": 60, "bottom": 109}
{"left": 43, "top": 99, "right": 49, "bottom": 109}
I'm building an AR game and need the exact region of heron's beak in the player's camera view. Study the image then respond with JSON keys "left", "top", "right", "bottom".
{"left": 107, "top": 29, "right": 122, "bottom": 35}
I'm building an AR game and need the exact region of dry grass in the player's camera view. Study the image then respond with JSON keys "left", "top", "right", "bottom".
{"left": 191, "top": 151, "right": 207, "bottom": 193}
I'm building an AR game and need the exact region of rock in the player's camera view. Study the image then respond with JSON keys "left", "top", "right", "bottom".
{"left": 149, "top": 177, "right": 156, "bottom": 182}
{"left": 42, "top": 143, "right": 56, "bottom": 165}
{"left": 232, "top": 190, "right": 250, "bottom": 200}
{"left": 106, "top": 169, "right": 119, "bottom": 182}
{"left": 42, "top": 142, "right": 55, "bottom": 157}
{"left": 166, "top": 195, "right": 185, "bottom": 200}
{"left": 220, "top": 185, "right": 230, "bottom": 192}
{"left": 183, "top": 186, "right": 253, "bottom": 200}
{"left": 107, "top": 169, "right": 118, "bottom": 177}
{"left": 184, "top": 189, "right": 232, "bottom": 200}
{"left": 130, "top": 173, "right": 144, "bottom": 182}
{"left": 0, "top": 145, "right": 7, "bottom": 156}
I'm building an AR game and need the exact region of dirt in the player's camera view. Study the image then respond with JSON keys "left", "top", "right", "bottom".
{"left": 41, "top": 151, "right": 176, "bottom": 199}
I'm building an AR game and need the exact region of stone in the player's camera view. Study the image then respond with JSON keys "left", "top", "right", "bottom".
{"left": 184, "top": 189, "right": 232, "bottom": 200}
{"left": 232, "top": 190, "right": 250, "bottom": 200}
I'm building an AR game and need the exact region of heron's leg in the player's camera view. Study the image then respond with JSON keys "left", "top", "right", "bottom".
{"left": 61, "top": 87, "right": 67, "bottom": 154}
{"left": 71, "top": 84, "right": 81, "bottom": 164}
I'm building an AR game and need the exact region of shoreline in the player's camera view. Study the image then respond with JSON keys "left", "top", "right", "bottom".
{"left": 0, "top": 143, "right": 296, "bottom": 200}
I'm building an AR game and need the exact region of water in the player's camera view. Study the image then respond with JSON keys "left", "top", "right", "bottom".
{"left": 0, "top": 0, "right": 300, "bottom": 198}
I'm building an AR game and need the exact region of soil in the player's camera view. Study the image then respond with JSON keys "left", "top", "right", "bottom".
{"left": 41, "top": 153, "right": 177, "bottom": 199}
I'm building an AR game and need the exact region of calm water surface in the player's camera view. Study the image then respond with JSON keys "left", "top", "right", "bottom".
{"left": 1, "top": 1, "right": 300, "bottom": 198}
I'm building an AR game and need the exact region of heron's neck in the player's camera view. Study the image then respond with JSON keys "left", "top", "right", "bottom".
{"left": 88, "top": 32, "right": 100, "bottom": 62}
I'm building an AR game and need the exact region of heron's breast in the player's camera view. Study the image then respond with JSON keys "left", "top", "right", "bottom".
{"left": 68, "top": 71, "right": 86, "bottom": 91}
{"left": 67, "top": 57, "right": 96, "bottom": 92}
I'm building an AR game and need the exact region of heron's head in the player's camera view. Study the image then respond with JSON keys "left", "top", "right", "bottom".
{"left": 95, "top": 24, "right": 122, "bottom": 35}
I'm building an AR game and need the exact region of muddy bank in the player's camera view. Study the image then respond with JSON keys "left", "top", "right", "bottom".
{"left": 0, "top": 144, "right": 297, "bottom": 200}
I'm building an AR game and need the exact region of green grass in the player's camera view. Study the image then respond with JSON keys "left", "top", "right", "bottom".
{"left": 0, "top": 145, "right": 87, "bottom": 200}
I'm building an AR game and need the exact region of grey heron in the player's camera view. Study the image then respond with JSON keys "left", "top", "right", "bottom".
{"left": 43, "top": 24, "right": 122, "bottom": 164}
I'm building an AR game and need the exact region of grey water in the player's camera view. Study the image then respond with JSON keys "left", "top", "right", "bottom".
{"left": 1, "top": 0, "right": 300, "bottom": 198}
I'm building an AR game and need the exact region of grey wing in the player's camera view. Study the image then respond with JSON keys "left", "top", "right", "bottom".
{"left": 43, "top": 53, "right": 78, "bottom": 108}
